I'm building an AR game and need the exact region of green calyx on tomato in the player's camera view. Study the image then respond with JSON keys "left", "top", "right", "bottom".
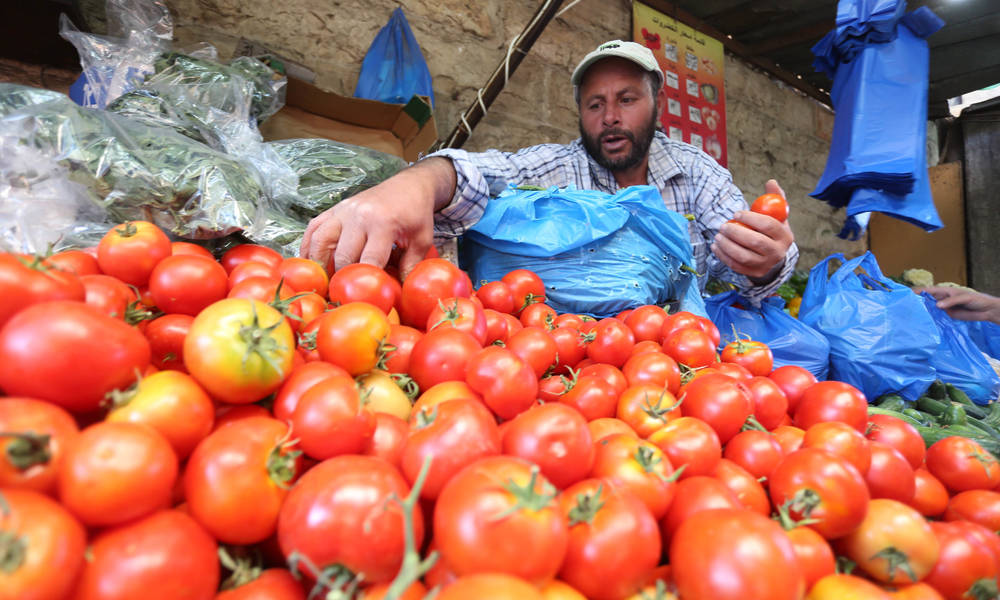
{"left": 773, "top": 499, "right": 819, "bottom": 531}
{"left": 267, "top": 279, "right": 310, "bottom": 325}
{"left": 266, "top": 437, "right": 301, "bottom": 491}
{"left": 566, "top": 484, "right": 607, "bottom": 527}
{"left": 429, "top": 299, "right": 462, "bottom": 330}
{"left": 0, "top": 431, "right": 52, "bottom": 471}
{"left": 492, "top": 466, "right": 558, "bottom": 520}
{"left": 297, "top": 330, "right": 317, "bottom": 351}
{"left": 217, "top": 546, "right": 264, "bottom": 591}
{"left": 519, "top": 293, "right": 543, "bottom": 313}
{"left": 0, "top": 491, "right": 29, "bottom": 573}
{"left": 789, "top": 488, "right": 823, "bottom": 520}
{"left": 287, "top": 556, "right": 360, "bottom": 599}
{"left": 633, "top": 445, "right": 683, "bottom": 483}
{"left": 967, "top": 578, "right": 1000, "bottom": 600}
{"left": 413, "top": 406, "right": 439, "bottom": 430}
{"left": 741, "top": 414, "right": 769, "bottom": 433}
{"left": 641, "top": 390, "right": 682, "bottom": 422}
{"left": 114, "top": 222, "right": 141, "bottom": 238}
{"left": 123, "top": 296, "right": 161, "bottom": 326}
{"left": 389, "top": 373, "right": 420, "bottom": 401}
{"left": 868, "top": 547, "right": 918, "bottom": 584}
{"left": 238, "top": 304, "right": 290, "bottom": 372}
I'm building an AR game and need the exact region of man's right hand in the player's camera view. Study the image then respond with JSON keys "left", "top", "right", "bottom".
{"left": 300, "top": 157, "right": 456, "bottom": 278}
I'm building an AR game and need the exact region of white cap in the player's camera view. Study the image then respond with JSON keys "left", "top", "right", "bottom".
{"left": 571, "top": 40, "right": 664, "bottom": 91}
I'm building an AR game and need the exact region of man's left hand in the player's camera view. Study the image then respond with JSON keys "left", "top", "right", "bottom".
{"left": 711, "top": 180, "right": 795, "bottom": 284}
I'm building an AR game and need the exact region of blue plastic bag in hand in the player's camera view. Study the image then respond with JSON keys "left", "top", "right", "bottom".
{"left": 920, "top": 293, "right": 1000, "bottom": 404}
{"left": 798, "top": 252, "right": 939, "bottom": 401}
{"left": 460, "top": 185, "right": 705, "bottom": 319}
{"left": 706, "top": 291, "right": 831, "bottom": 380}
{"left": 354, "top": 8, "right": 435, "bottom": 107}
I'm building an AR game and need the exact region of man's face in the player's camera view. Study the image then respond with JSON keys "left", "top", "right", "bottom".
{"left": 578, "top": 57, "right": 661, "bottom": 173}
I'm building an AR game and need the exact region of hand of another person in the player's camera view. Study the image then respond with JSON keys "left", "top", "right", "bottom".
{"left": 916, "top": 286, "right": 1000, "bottom": 325}
{"left": 712, "top": 179, "right": 795, "bottom": 282}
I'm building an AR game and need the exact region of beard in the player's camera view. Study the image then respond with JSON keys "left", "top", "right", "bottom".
{"left": 580, "top": 105, "right": 659, "bottom": 173}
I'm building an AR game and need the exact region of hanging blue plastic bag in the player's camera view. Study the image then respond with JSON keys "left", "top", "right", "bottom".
{"left": 919, "top": 293, "right": 1000, "bottom": 404}
{"left": 961, "top": 320, "right": 1000, "bottom": 361}
{"left": 460, "top": 185, "right": 705, "bottom": 319}
{"left": 354, "top": 8, "right": 435, "bottom": 107}
{"left": 705, "top": 291, "right": 831, "bottom": 380}
{"left": 798, "top": 252, "right": 939, "bottom": 401}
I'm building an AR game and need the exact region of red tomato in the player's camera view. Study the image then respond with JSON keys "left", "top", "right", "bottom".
{"left": 185, "top": 416, "right": 299, "bottom": 545}
{"left": 483, "top": 308, "right": 510, "bottom": 344}
{"left": 292, "top": 375, "right": 376, "bottom": 460}
{"left": 802, "top": 421, "right": 872, "bottom": 476}
{"left": 621, "top": 351, "right": 681, "bottom": 394}
{"left": 559, "top": 374, "right": 619, "bottom": 421}
{"left": 839, "top": 498, "right": 939, "bottom": 585}
{"left": 399, "top": 258, "right": 472, "bottom": 327}
{"left": 58, "top": 421, "right": 177, "bottom": 527}
{"left": 79, "top": 273, "right": 136, "bottom": 319}
{"left": 73, "top": 510, "right": 219, "bottom": 600}
{"left": 557, "top": 478, "right": 661, "bottom": 600}
{"left": 213, "top": 404, "right": 272, "bottom": 430}
{"left": 713, "top": 360, "right": 754, "bottom": 381}
{"left": 750, "top": 192, "right": 790, "bottom": 222}
{"left": 578, "top": 363, "right": 629, "bottom": 398}
{"left": 435, "top": 456, "right": 568, "bottom": 583}
{"left": 925, "top": 436, "right": 1000, "bottom": 493}
{"left": 0, "top": 253, "right": 86, "bottom": 329}
{"left": 615, "top": 384, "right": 681, "bottom": 438}
{"left": 944, "top": 489, "right": 1000, "bottom": 532}
{"left": 784, "top": 524, "right": 836, "bottom": 590}
{"left": 503, "top": 403, "right": 594, "bottom": 489}
{"left": 215, "top": 569, "right": 305, "bottom": 600}
{"left": 400, "top": 398, "right": 500, "bottom": 500}
{"left": 315, "top": 301, "right": 391, "bottom": 375}
{"left": 96, "top": 220, "right": 171, "bottom": 286}
{"left": 588, "top": 417, "right": 638, "bottom": 442}
{"left": 277, "top": 455, "right": 422, "bottom": 584}
{"left": 184, "top": 299, "right": 294, "bottom": 404}
{"left": 908, "top": 468, "right": 950, "bottom": 518}
{"left": 768, "top": 448, "right": 869, "bottom": 539}
{"left": 363, "top": 412, "right": 410, "bottom": 468}
{"left": 278, "top": 257, "right": 328, "bottom": 298}
{"left": 382, "top": 324, "right": 423, "bottom": 375}
{"left": 148, "top": 254, "right": 228, "bottom": 316}
{"left": 745, "top": 375, "right": 789, "bottom": 430}
{"left": 144, "top": 313, "right": 192, "bottom": 372}
{"left": 427, "top": 296, "right": 488, "bottom": 345}
{"left": 662, "top": 327, "right": 717, "bottom": 368}
{"left": 272, "top": 361, "right": 348, "bottom": 422}
{"left": 475, "top": 279, "right": 515, "bottom": 314}
{"left": 794, "top": 380, "right": 868, "bottom": 432}
{"left": 105, "top": 370, "right": 214, "bottom": 459}
{"left": 0, "top": 301, "right": 150, "bottom": 413}
{"left": 520, "top": 301, "right": 558, "bottom": 329}
{"left": 720, "top": 338, "right": 774, "bottom": 376}
{"left": 502, "top": 269, "right": 546, "bottom": 314}
{"left": 408, "top": 327, "right": 482, "bottom": 391}
{"left": 0, "top": 489, "right": 87, "bottom": 599}
{"left": 680, "top": 373, "right": 752, "bottom": 444}
{"left": 0, "top": 398, "right": 79, "bottom": 495}
{"left": 670, "top": 508, "right": 805, "bottom": 600}
{"left": 590, "top": 433, "right": 679, "bottom": 519}
{"left": 586, "top": 318, "right": 636, "bottom": 367}
{"left": 361, "top": 580, "right": 427, "bottom": 600}
{"left": 44, "top": 248, "right": 101, "bottom": 276}
{"left": 648, "top": 416, "right": 722, "bottom": 479}
{"left": 661, "top": 476, "right": 743, "bottom": 545}
{"left": 328, "top": 263, "right": 401, "bottom": 314}
{"left": 507, "top": 326, "right": 559, "bottom": 378}
{"left": 712, "top": 457, "right": 772, "bottom": 515}
{"left": 886, "top": 583, "right": 947, "bottom": 600}
{"left": 922, "top": 520, "right": 1000, "bottom": 600}
{"left": 220, "top": 244, "right": 282, "bottom": 274}
{"left": 807, "top": 574, "right": 891, "bottom": 599}
{"left": 866, "top": 441, "right": 917, "bottom": 502}
{"left": 624, "top": 305, "right": 670, "bottom": 343}
{"left": 170, "top": 241, "right": 214, "bottom": 260}
{"left": 867, "top": 413, "right": 927, "bottom": 470}
{"left": 724, "top": 429, "right": 785, "bottom": 482}
{"left": 659, "top": 311, "right": 704, "bottom": 342}
{"left": 767, "top": 365, "right": 817, "bottom": 412}
{"left": 630, "top": 339, "right": 665, "bottom": 357}
{"left": 465, "top": 345, "right": 538, "bottom": 420}
{"left": 438, "top": 574, "right": 544, "bottom": 600}
{"left": 772, "top": 424, "right": 806, "bottom": 455}
{"left": 502, "top": 312, "right": 524, "bottom": 336}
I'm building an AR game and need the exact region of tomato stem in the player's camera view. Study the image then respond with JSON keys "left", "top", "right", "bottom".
{"left": 870, "top": 547, "right": 918, "bottom": 583}
{"left": 217, "top": 546, "right": 264, "bottom": 590}
{"left": 772, "top": 500, "right": 819, "bottom": 531}
{"left": 266, "top": 429, "right": 301, "bottom": 490}
{"left": 566, "top": 483, "right": 607, "bottom": 527}
{"left": 383, "top": 455, "right": 438, "bottom": 599}
{"left": 0, "top": 529, "right": 27, "bottom": 574}
{"left": 490, "top": 465, "right": 557, "bottom": 521}
{"left": 237, "top": 302, "right": 289, "bottom": 375}
{"left": 389, "top": 373, "right": 420, "bottom": 401}
{"left": 0, "top": 431, "right": 53, "bottom": 471}
{"left": 967, "top": 577, "right": 1000, "bottom": 600}
{"left": 740, "top": 415, "right": 768, "bottom": 433}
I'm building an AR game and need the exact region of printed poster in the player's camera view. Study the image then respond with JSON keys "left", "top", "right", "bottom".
{"left": 633, "top": 2, "right": 727, "bottom": 166}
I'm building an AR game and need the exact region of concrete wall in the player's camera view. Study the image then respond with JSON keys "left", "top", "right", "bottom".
{"left": 163, "top": 0, "right": 866, "bottom": 270}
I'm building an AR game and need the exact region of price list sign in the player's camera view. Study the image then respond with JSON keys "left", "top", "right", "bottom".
{"left": 633, "top": 2, "right": 727, "bottom": 166}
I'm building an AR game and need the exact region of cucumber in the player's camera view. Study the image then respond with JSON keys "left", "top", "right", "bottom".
{"left": 903, "top": 408, "right": 934, "bottom": 427}
{"left": 915, "top": 395, "right": 949, "bottom": 416}
{"left": 867, "top": 406, "right": 926, "bottom": 429}
{"left": 876, "top": 395, "right": 908, "bottom": 413}
{"left": 915, "top": 424, "right": 1000, "bottom": 458}
{"left": 946, "top": 383, "right": 989, "bottom": 420}
{"left": 927, "top": 380, "right": 948, "bottom": 401}
{"left": 985, "top": 402, "right": 1000, "bottom": 429}
{"left": 939, "top": 404, "right": 968, "bottom": 426}
{"left": 964, "top": 416, "right": 1000, "bottom": 440}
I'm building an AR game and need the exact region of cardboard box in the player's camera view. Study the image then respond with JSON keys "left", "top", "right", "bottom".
{"left": 868, "top": 162, "right": 967, "bottom": 285}
{"left": 260, "top": 76, "right": 438, "bottom": 163}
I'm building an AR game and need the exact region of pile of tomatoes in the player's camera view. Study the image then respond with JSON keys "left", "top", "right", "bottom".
{"left": 2, "top": 220, "right": 1000, "bottom": 600}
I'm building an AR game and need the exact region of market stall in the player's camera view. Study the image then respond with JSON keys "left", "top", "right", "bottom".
{"left": 2, "top": 0, "right": 1000, "bottom": 599}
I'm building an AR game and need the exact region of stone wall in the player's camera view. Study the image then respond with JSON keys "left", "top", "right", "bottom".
{"left": 163, "top": 0, "right": 867, "bottom": 269}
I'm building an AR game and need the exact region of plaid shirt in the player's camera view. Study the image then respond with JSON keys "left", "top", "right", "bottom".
{"left": 430, "top": 131, "right": 798, "bottom": 304}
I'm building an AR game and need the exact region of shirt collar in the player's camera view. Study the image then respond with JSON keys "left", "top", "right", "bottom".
{"left": 576, "top": 131, "right": 683, "bottom": 192}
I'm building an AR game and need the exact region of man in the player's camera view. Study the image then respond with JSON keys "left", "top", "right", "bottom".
{"left": 302, "top": 40, "right": 797, "bottom": 304}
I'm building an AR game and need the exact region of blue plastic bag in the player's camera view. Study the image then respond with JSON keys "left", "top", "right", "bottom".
{"left": 962, "top": 320, "right": 1000, "bottom": 361}
{"left": 798, "top": 252, "right": 939, "bottom": 401}
{"left": 354, "top": 8, "right": 435, "bottom": 107}
{"left": 810, "top": 3, "right": 944, "bottom": 235}
{"left": 919, "top": 293, "right": 1000, "bottom": 404}
{"left": 460, "top": 185, "right": 705, "bottom": 319}
{"left": 705, "top": 291, "right": 831, "bottom": 380}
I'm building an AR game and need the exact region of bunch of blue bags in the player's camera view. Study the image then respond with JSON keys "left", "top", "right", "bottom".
{"left": 354, "top": 8, "right": 435, "bottom": 107}
{"left": 460, "top": 185, "right": 705, "bottom": 319}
